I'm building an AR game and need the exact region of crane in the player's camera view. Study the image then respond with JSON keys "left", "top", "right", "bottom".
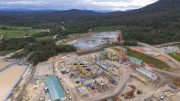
{"left": 116, "top": 30, "right": 128, "bottom": 63}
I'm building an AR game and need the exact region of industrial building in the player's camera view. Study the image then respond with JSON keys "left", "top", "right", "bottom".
{"left": 83, "top": 79, "right": 95, "bottom": 87}
{"left": 104, "top": 46, "right": 127, "bottom": 61}
{"left": 44, "top": 75, "right": 66, "bottom": 101}
{"left": 77, "top": 86, "right": 90, "bottom": 97}
{"left": 164, "top": 46, "right": 180, "bottom": 54}
{"left": 96, "top": 60, "right": 119, "bottom": 83}
{"left": 136, "top": 67, "right": 157, "bottom": 81}
{"left": 95, "top": 77, "right": 109, "bottom": 89}
{"left": 129, "top": 57, "right": 143, "bottom": 66}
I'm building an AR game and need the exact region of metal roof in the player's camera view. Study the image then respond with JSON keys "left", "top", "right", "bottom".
{"left": 77, "top": 86, "right": 89, "bottom": 96}
{"left": 136, "top": 67, "right": 157, "bottom": 80}
{"left": 129, "top": 57, "right": 143, "bottom": 63}
{"left": 45, "top": 75, "right": 65, "bottom": 101}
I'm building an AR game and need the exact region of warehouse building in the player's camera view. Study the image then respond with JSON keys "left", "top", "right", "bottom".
{"left": 136, "top": 67, "right": 157, "bottom": 81}
{"left": 44, "top": 75, "right": 66, "bottom": 101}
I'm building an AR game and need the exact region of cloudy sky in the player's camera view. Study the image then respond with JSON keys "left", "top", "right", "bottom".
{"left": 0, "top": 0, "right": 158, "bottom": 11}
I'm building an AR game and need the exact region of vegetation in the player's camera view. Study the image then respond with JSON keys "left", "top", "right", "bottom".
{"left": 11, "top": 50, "right": 28, "bottom": 58}
{"left": 0, "top": 25, "right": 76, "bottom": 65}
{"left": 10, "top": 39, "right": 77, "bottom": 65}
{"left": 173, "top": 43, "right": 180, "bottom": 48}
{"left": 123, "top": 41, "right": 137, "bottom": 46}
{"left": 28, "top": 41, "right": 77, "bottom": 65}
{"left": 0, "top": 51, "right": 13, "bottom": 56}
{"left": 127, "top": 48, "right": 170, "bottom": 70}
{"left": 26, "top": 39, "right": 58, "bottom": 65}
{"left": 0, "top": 37, "right": 35, "bottom": 51}
{"left": 56, "top": 44, "right": 77, "bottom": 53}
{"left": 0, "top": 0, "right": 180, "bottom": 44}
{"left": 0, "top": 26, "right": 43, "bottom": 38}
{"left": 93, "top": 26, "right": 180, "bottom": 44}
{"left": 168, "top": 53, "right": 180, "bottom": 62}
{"left": 36, "top": 36, "right": 53, "bottom": 41}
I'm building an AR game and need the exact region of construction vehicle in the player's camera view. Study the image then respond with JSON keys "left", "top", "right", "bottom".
{"left": 112, "top": 96, "right": 121, "bottom": 101}
{"left": 121, "top": 85, "right": 136, "bottom": 99}
{"left": 122, "top": 90, "right": 135, "bottom": 99}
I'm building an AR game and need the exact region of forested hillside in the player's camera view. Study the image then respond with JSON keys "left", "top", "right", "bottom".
{"left": 0, "top": 0, "right": 180, "bottom": 44}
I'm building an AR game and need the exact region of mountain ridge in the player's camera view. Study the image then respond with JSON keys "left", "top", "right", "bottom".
{"left": 0, "top": 0, "right": 179, "bottom": 44}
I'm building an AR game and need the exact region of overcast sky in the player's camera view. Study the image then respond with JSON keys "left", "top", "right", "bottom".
{"left": 0, "top": 0, "right": 158, "bottom": 11}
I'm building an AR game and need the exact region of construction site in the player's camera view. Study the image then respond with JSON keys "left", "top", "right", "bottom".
{"left": 4, "top": 31, "right": 180, "bottom": 101}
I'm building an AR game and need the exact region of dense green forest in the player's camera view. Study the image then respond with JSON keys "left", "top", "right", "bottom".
{"left": 12, "top": 39, "right": 77, "bottom": 65}
{"left": 0, "top": 37, "right": 35, "bottom": 51}
{"left": 0, "top": 0, "right": 179, "bottom": 44}
{"left": 0, "top": 26, "right": 76, "bottom": 65}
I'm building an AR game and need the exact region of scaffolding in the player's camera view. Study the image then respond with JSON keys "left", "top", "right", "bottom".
{"left": 73, "top": 63, "right": 93, "bottom": 77}
{"left": 104, "top": 46, "right": 127, "bottom": 62}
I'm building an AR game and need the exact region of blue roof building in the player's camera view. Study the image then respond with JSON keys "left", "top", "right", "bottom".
{"left": 45, "top": 75, "right": 66, "bottom": 101}
{"left": 129, "top": 57, "right": 143, "bottom": 63}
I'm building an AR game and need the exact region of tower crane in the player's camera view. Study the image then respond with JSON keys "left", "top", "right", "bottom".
{"left": 116, "top": 30, "right": 128, "bottom": 62}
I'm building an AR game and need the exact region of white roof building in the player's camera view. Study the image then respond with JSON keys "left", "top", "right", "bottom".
{"left": 164, "top": 46, "right": 180, "bottom": 54}
{"left": 136, "top": 67, "right": 157, "bottom": 81}
{"left": 77, "top": 86, "right": 89, "bottom": 96}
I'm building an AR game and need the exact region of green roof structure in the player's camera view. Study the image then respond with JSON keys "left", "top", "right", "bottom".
{"left": 45, "top": 75, "right": 65, "bottom": 101}
{"left": 129, "top": 56, "right": 143, "bottom": 63}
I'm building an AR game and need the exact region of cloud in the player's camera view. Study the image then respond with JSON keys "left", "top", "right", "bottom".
{"left": 0, "top": 0, "right": 158, "bottom": 11}
{"left": 1, "top": 1, "right": 48, "bottom": 6}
